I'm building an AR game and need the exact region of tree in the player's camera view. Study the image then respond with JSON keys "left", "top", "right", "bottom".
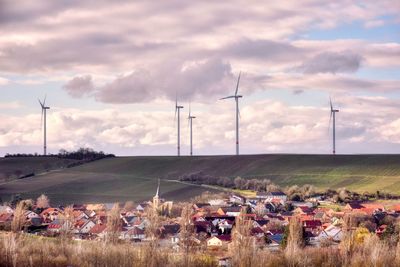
{"left": 11, "top": 201, "right": 27, "bottom": 233}
{"left": 284, "top": 216, "right": 304, "bottom": 265}
{"left": 231, "top": 208, "right": 256, "bottom": 267}
{"left": 179, "top": 203, "right": 195, "bottom": 266}
{"left": 144, "top": 206, "right": 161, "bottom": 266}
{"left": 36, "top": 194, "right": 50, "bottom": 209}
{"left": 59, "top": 205, "right": 75, "bottom": 238}
{"left": 106, "top": 203, "right": 121, "bottom": 243}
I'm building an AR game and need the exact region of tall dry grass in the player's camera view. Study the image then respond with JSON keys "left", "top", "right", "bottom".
{"left": 0, "top": 232, "right": 216, "bottom": 267}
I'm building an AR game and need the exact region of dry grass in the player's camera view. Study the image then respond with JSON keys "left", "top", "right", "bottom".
{"left": 0, "top": 232, "right": 217, "bottom": 267}
{"left": 2, "top": 228, "right": 400, "bottom": 267}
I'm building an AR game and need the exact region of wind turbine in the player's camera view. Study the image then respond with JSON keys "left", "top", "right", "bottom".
{"left": 175, "top": 97, "right": 184, "bottom": 156}
{"left": 329, "top": 97, "right": 339, "bottom": 155}
{"left": 220, "top": 72, "right": 242, "bottom": 155}
{"left": 188, "top": 103, "right": 196, "bottom": 156}
{"left": 38, "top": 96, "right": 50, "bottom": 156}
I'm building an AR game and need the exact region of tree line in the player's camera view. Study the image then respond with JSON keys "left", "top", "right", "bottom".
{"left": 5, "top": 147, "right": 115, "bottom": 161}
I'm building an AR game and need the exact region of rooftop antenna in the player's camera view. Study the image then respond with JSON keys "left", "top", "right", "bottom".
{"left": 329, "top": 97, "right": 339, "bottom": 155}
{"left": 175, "top": 95, "right": 184, "bottom": 156}
{"left": 38, "top": 95, "right": 50, "bottom": 156}
{"left": 220, "top": 72, "right": 242, "bottom": 155}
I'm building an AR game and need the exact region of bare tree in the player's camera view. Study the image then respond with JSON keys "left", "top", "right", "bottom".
{"left": 179, "top": 203, "right": 194, "bottom": 266}
{"left": 284, "top": 216, "right": 304, "bottom": 266}
{"left": 36, "top": 194, "right": 50, "bottom": 209}
{"left": 106, "top": 203, "right": 121, "bottom": 243}
{"left": 59, "top": 205, "right": 75, "bottom": 238}
{"left": 144, "top": 206, "right": 161, "bottom": 267}
{"left": 11, "top": 201, "right": 27, "bottom": 233}
{"left": 231, "top": 208, "right": 256, "bottom": 267}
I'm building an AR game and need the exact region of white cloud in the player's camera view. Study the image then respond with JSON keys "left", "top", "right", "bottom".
{"left": 1, "top": 95, "right": 400, "bottom": 155}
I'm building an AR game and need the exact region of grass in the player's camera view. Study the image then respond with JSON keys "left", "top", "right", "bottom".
{"left": 0, "top": 157, "right": 79, "bottom": 182}
{"left": 2, "top": 154, "right": 400, "bottom": 204}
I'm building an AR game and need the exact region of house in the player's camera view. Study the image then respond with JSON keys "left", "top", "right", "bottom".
{"left": 251, "top": 226, "right": 265, "bottom": 238}
{"left": 207, "top": 235, "right": 231, "bottom": 249}
{"left": 75, "top": 219, "right": 96, "bottom": 234}
{"left": 209, "top": 199, "right": 227, "bottom": 206}
{"left": 317, "top": 225, "right": 343, "bottom": 242}
{"left": 291, "top": 201, "right": 314, "bottom": 208}
{"left": 89, "top": 223, "right": 107, "bottom": 239}
{"left": 0, "top": 206, "right": 13, "bottom": 214}
{"left": 47, "top": 219, "right": 63, "bottom": 233}
{"left": 136, "top": 203, "right": 150, "bottom": 212}
{"left": 41, "top": 208, "right": 61, "bottom": 222}
{"left": 0, "top": 213, "right": 13, "bottom": 224}
{"left": 303, "top": 220, "right": 323, "bottom": 235}
{"left": 217, "top": 206, "right": 242, "bottom": 217}
{"left": 265, "top": 192, "right": 287, "bottom": 203}
{"left": 266, "top": 234, "right": 283, "bottom": 251}
{"left": 73, "top": 210, "right": 90, "bottom": 221}
{"left": 293, "top": 206, "right": 314, "bottom": 216}
{"left": 230, "top": 194, "right": 245, "bottom": 205}
{"left": 344, "top": 202, "right": 364, "bottom": 211}
{"left": 256, "top": 192, "right": 269, "bottom": 200}
{"left": 194, "top": 221, "right": 212, "bottom": 234}
{"left": 123, "top": 226, "right": 145, "bottom": 241}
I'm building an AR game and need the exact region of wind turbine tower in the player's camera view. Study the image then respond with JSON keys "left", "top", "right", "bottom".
{"left": 38, "top": 96, "right": 50, "bottom": 156}
{"left": 188, "top": 104, "right": 196, "bottom": 156}
{"left": 329, "top": 98, "right": 339, "bottom": 155}
{"left": 175, "top": 98, "right": 184, "bottom": 156}
{"left": 220, "top": 72, "right": 242, "bottom": 155}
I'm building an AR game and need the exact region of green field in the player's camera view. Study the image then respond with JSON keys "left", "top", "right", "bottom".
{"left": 0, "top": 157, "right": 79, "bottom": 182}
{"left": 1, "top": 154, "right": 400, "bottom": 204}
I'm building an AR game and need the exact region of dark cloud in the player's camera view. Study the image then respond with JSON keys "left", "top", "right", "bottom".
{"left": 63, "top": 75, "right": 94, "bottom": 98}
{"left": 299, "top": 51, "right": 363, "bottom": 74}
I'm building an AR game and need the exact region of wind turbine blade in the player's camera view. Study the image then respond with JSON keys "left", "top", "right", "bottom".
{"left": 328, "top": 111, "right": 332, "bottom": 134}
{"left": 329, "top": 97, "right": 333, "bottom": 112}
{"left": 38, "top": 98, "right": 44, "bottom": 108}
{"left": 43, "top": 94, "right": 47, "bottom": 106}
{"left": 40, "top": 109, "right": 44, "bottom": 129}
{"left": 220, "top": 96, "right": 235, "bottom": 100}
{"left": 235, "top": 71, "right": 241, "bottom": 96}
{"left": 174, "top": 107, "right": 177, "bottom": 121}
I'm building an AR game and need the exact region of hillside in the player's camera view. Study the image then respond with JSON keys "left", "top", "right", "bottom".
{"left": 0, "top": 157, "right": 79, "bottom": 182}
{"left": 2, "top": 154, "right": 400, "bottom": 204}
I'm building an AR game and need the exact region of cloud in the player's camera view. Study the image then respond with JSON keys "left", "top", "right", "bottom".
{"left": 63, "top": 75, "right": 94, "bottom": 98}
{"left": 0, "top": 101, "right": 22, "bottom": 109}
{"left": 298, "top": 51, "right": 363, "bottom": 74}
{"left": 0, "top": 77, "right": 9, "bottom": 85}
{"left": 3, "top": 94, "right": 400, "bottom": 155}
{"left": 91, "top": 58, "right": 243, "bottom": 103}
{"left": 364, "top": 20, "right": 385, "bottom": 28}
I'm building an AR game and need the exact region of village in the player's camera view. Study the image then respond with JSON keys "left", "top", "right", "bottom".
{"left": 1, "top": 180, "right": 400, "bottom": 267}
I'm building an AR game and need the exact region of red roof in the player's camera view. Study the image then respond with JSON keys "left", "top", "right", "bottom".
{"left": 303, "top": 220, "right": 322, "bottom": 228}
{"left": 89, "top": 224, "right": 107, "bottom": 234}
{"left": 0, "top": 213, "right": 13, "bottom": 222}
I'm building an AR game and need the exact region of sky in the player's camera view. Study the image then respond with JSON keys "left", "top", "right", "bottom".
{"left": 0, "top": 0, "right": 399, "bottom": 156}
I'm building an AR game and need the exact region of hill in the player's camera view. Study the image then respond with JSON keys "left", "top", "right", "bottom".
{"left": 0, "top": 157, "right": 80, "bottom": 182}
{"left": 2, "top": 154, "right": 400, "bottom": 204}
